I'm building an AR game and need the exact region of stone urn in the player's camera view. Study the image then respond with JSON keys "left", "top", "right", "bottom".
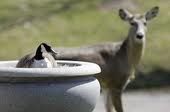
{"left": 0, "top": 60, "right": 101, "bottom": 112}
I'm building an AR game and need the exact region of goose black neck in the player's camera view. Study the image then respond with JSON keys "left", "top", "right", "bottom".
{"left": 34, "top": 45, "right": 44, "bottom": 60}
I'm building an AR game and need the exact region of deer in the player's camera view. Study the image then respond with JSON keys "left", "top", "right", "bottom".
{"left": 54, "top": 6, "right": 159, "bottom": 112}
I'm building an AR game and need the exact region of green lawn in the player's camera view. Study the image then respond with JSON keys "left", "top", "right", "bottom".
{"left": 0, "top": 0, "right": 169, "bottom": 77}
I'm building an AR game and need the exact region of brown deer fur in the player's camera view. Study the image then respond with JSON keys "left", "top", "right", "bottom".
{"left": 54, "top": 7, "right": 159, "bottom": 112}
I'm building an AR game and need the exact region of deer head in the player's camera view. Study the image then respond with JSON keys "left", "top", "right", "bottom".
{"left": 119, "top": 6, "right": 159, "bottom": 44}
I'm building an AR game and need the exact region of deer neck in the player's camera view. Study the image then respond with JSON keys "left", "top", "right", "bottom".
{"left": 126, "top": 29, "right": 145, "bottom": 68}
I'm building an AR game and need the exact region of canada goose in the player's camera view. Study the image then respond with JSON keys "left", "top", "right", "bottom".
{"left": 16, "top": 43, "right": 57, "bottom": 68}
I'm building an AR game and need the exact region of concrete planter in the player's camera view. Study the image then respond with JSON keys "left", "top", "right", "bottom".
{"left": 0, "top": 60, "right": 101, "bottom": 112}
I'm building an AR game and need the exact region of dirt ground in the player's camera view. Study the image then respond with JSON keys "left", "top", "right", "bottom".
{"left": 93, "top": 88, "right": 170, "bottom": 112}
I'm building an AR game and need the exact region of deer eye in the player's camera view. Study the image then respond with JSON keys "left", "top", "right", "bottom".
{"left": 143, "top": 22, "right": 147, "bottom": 26}
{"left": 130, "top": 22, "right": 136, "bottom": 26}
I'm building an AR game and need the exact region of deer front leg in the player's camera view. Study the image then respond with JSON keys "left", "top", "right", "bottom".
{"left": 110, "top": 89, "right": 123, "bottom": 112}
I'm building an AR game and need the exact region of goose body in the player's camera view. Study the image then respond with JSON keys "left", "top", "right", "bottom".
{"left": 32, "top": 58, "right": 53, "bottom": 68}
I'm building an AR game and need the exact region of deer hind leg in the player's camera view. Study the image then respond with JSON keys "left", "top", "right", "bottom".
{"left": 110, "top": 89, "right": 123, "bottom": 112}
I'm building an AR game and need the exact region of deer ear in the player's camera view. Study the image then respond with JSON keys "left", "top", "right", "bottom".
{"left": 119, "top": 9, "right": 133, "bottom": 21}
{"left": 145, "top": 6, "right": 159, "bottom": 21}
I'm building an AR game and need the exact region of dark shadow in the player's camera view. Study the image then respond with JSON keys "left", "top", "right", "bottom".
{"left": 126, "top": 67, "right": 170, "bottom": 91}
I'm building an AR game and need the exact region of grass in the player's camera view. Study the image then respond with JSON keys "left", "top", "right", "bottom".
{"left": 0, "top": 0, "right": 170, "bottom": 81}
{"left": 0, "top": 0, "right": 126, "bottom": 59}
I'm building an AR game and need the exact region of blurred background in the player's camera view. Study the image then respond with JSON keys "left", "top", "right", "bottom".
{"left": 0, "top": 0, "right": 169, "bottom": 111}
{"left": 0, "top": 0, "right": 169, "bottom": 90}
